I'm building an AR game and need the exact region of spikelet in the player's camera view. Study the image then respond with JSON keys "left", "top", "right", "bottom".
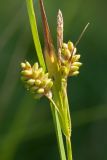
{"left": 59, "top": 41, "right": 82, "bottom": 78}
{"left": 21, "top": 61, "right": 53, "bottom": 99}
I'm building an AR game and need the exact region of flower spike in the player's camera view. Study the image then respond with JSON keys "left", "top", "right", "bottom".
{"left": 57, "top": 9, "right": 63, "bottom": 62}
{"left": 21, "top": 61, "right": 53, "bottom": 99}
{"left": 59, "top": 41, "right": 82, "bottom": 78}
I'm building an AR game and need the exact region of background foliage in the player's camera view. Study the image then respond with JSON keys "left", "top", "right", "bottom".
{"left": 0, "top": 0, "right": 107, "bottom": 159}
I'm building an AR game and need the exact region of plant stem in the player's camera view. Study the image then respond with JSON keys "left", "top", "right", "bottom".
{"left": 51, "top": 106, "right": 67, "bottom": 160}
{"left": 26, "top": 0, "right": 46, "bottom": 70}
{"left": 66, "top": 137, "right": 73, "bottom": 160}
{"left": 49, "top": 97, "right": 67, "bottom": 160}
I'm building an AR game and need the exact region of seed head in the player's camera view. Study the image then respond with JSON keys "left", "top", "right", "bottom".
{"left": 59, "top": 41, "right": 82, "bottom": 78}
{"left": 21, "top": 61, "right": 53, "bottom": 99}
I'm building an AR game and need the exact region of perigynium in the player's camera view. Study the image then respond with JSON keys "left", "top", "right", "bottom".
{"left": 20, "top": 0, "right": 89, "bottom": 160}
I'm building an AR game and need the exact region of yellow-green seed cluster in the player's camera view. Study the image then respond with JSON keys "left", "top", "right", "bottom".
{"left": 21, "top": 61, "right": 53, "bottom": 99}
{"left": 60, "top": 41, "right": 82, "bottom": 78}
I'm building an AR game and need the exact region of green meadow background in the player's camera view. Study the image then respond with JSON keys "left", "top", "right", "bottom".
{"left": 0, "top": 0, "right": 107, "bottom": 159}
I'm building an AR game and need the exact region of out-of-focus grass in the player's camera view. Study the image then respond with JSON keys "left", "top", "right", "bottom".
{"left": 0, "top": 0, "right": 107, "bottom": 160}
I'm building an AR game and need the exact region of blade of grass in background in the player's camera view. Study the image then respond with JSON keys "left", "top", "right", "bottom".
{"left": 0, "top": 29, "right": 30, "bottom": 118}
{"left": 0, "top": 8, "right": 23, "bottom": 53}
{"left": 0, "top": 95, "right": 36, "bottom": 160}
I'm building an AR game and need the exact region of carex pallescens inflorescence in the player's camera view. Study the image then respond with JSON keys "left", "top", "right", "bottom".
{"left": 21, "top": 61, "right": 53, "bottom": 99}
{"left": 59, "top": 41, "right": 82, "bottom": 79}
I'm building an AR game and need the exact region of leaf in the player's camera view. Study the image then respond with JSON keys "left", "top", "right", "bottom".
{"left": 26, "top": 0, "right": 46, "bottom": 70}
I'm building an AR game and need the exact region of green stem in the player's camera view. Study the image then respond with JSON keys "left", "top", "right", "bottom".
{"left": 66, "top": 137, "right": 73, "bottom": 160}
{"left": 51, "top": 106, "right": 67, "bottom": 160}
{"left": 48, "top": 97, "right": 60, "bottom": 114}
{"left": 26, "top": 0, "right": 46, "bottom": 70}
{"left": 49, "top": 97, "right": 67, "bottom": 160}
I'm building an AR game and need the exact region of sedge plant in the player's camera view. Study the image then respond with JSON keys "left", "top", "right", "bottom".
{"left": 20, "top": 0, "right": 89, "bottom": 159}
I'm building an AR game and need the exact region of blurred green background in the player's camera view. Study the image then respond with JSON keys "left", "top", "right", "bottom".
{"left": 0, "top": 0, "right": 107, "bottom": 159}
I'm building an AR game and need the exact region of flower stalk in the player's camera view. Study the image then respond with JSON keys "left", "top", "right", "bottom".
{"left": 66, "top": 137, "right": 72, "bottom": 160}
